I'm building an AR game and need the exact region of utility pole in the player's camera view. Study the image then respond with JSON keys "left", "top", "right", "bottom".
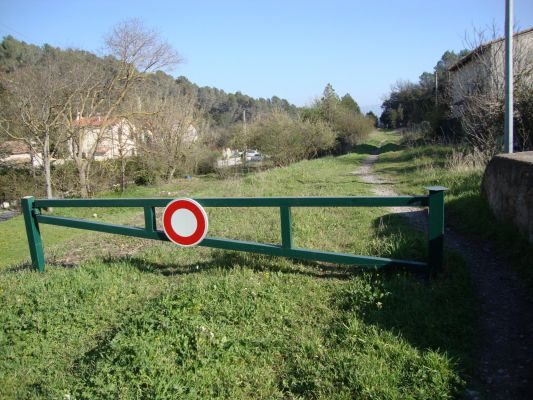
{"left": 504, "top": 0, "right": 514, "bottom": 153}
{"left": 435, "top": 73, "right": 438, "bottom": 108}
{"left": 242, "top": 109, "right": 247, "bottom": 169}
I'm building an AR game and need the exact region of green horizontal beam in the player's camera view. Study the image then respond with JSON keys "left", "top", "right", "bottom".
{"left": 36, "top": 214, "right": 426, "bottom": 270}
{"left": 201, "top": 237, "right": 427, "bottom": 271}
{"left": 34, "top": 195, "right": 428, "bottom": 209}
{"left": 37, "top": 214, "right": 166, "bottom": 240}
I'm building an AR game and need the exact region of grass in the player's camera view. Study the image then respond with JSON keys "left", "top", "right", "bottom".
{"left": 373, "top": 131, "right": 533, "bottom": 287}
{"left": 1, "top": 133, "right": 477, "bottom": 399}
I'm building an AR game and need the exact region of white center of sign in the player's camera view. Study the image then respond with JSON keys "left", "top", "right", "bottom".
{"left": 170, "top": 208, "right": 197, "bottom": 237}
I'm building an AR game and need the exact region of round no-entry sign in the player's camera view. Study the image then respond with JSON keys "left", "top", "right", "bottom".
{"left": 162, "top": 198, "right": 208, "bottom": 247}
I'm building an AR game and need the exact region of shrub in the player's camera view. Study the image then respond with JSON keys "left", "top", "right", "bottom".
{"left": 243, "top": 110, "right": 336, "bottom": 167}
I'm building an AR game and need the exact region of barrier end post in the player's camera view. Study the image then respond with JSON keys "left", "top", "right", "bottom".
{"left": 426, "top": 186, "right": 447, "bottom": 277}
{"left": 21, "top": 196, "right": 45, "bottom": 272}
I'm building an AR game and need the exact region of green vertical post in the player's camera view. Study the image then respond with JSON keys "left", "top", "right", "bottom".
{"left": 21, "top": 196, "right": 45, "bottom": 272}
{"left": 280, "top": 206, "right": 293, "bottom": 249}
{"left": 144, "top": 206, "right": 157, "bottom": 232}
{"left": 427, "top": 187, "right": 446, "bottom": 277}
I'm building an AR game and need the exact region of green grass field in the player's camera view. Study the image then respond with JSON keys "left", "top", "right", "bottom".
{"left": 1, "top": 132, "right": 477, "bottom": 399}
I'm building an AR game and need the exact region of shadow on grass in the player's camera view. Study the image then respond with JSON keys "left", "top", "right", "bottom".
{"left": 98, "top": 213, "right": 430, "bottom": 281}
{"left": 379, "top": 143, "right": 404, "bottom": 153}
{"left": 337, "top": 248, "right": 477, "bottom": 375}
{"left": 103, "top": 250, "right": 370, "bottom": 280}
{"left": 5, "top": 261, "right": 33, "bottom": 273}
{"left": 350, "top": 144, "right": 379, "bottom": 155}
{"left": 349, "top": 143, "right": 404, "bottom": 156}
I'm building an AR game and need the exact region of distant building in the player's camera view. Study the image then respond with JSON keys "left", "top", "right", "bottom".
{"left": 448, "top": 27, "right": 533, "bottom": 117}
{"left": 70, "top": 115, "right": 136, "bottom": 161}
{"left": 182, "top": 124, "right": 199, "bottom": 145}
{"left": 1, "top": 116, "right": 200, "bottom": 166}
{"left": 0, "top": 140, "right": 43, "bottom": 167}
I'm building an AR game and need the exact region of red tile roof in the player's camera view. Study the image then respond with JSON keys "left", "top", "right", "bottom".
{"left": 72, "top": 116, "right": 121, "bottom": 127}
{"left": 0, "top": 141, "right": 31, "bottom": 155}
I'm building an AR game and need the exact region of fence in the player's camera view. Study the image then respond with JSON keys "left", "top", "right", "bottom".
{"left": 22, "top": 186, "right": 446, "bottom": 275}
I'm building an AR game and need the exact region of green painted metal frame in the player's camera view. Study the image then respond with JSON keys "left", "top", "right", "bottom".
{"left": 22, "top": 188, "right": 446, "bottom": 275}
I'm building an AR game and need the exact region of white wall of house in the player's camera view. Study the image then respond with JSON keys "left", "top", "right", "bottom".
{"left": 449, "top": 29, "right": 533, "bottom": 117}
{"left": 0, "top": 152, "right": 43, "bottom": 167}
{"left": 69, "top": 119, "right": 136, "bottom": 161}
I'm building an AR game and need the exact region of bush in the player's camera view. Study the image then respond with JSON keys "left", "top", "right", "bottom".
{"left": 0, "top": 166, "right": 43, "bottom": 205}
{"left": 331, "top": 107, "right": 374, "bottom": 147}
{"left": 52, "top": 161, "right": 80, "bottom": 197}
{"left": 194, "top": 149, "right": 219, "bottom": 175}
{"left": 516, "top": 87, "right": 533, "bottom": 151}
{"left": 242, "top": 110, "right": 336, "bottom": 167}
{"left": 128, "top": 157, "right": 160, "bottom": 186}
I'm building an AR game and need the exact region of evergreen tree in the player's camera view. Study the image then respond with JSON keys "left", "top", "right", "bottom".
{"left": 340, "top": 94, "right": 361, "bottom": 114}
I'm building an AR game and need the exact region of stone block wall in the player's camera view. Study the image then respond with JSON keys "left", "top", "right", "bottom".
{"left": 482, "top": 152, "right": 533, "bottom": 243}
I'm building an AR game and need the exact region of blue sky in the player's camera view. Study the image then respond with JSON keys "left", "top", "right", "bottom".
{"left": 1, "top": 0, "right": 532, "bottom": 110}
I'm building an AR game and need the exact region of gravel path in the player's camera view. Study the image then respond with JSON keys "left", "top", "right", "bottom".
{"left": 356, "top": 145, "right": 533, "bottom": 399}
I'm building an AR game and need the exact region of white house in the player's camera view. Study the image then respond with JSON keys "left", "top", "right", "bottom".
{"left": 0, "top": 141, "right": 43, "bottom": 167}
{"left": 70, "top": 115, "right": 136, "bottom": 161}
{"left": 1, "top": 116, "right": 200, "bottom": 166}
{"left": 448, "top": 27, "right": 533, "bottom": 117}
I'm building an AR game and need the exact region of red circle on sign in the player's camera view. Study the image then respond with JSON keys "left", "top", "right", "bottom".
{"left": 162, "top": 198, "right": 208, "bottom": 247}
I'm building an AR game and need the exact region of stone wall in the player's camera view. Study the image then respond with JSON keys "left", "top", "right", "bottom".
{"left": 482, "top": 152, "right": 533, "bottom": 243}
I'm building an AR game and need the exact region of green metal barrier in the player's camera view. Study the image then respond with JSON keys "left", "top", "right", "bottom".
{"left": 21, "top": 186, "right": 446, "bottom": 275}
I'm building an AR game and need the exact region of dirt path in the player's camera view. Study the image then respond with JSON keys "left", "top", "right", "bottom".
{"left": 356, "top": 145, "right": 533, "bottom": 400}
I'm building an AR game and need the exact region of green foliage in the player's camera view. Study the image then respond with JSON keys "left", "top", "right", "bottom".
{"left": 366, "top": 111, "right": 378, "bottom": 127}
{"left": 133, "top": 172, "right": 154, "bottom": 186}
{"left": 0, "top": 35, "right": 43, "bottom": 72}
{"left": 331, "top": 106, "right": 374, "bottom": 147}
{"left": 381, "top": 108, "right": 398, "bottom": 129}
{"left": 171, "top": 74, "right": 297, "bottom": 131}
{"left": 0, "top": 166, "right": 43, "bottom": 202}
{"left": 379, "top": 50, "right": 466, "bottom": 135}
{"left": 303, "top": 84, "right": 374, "bottom": 151}
{"left": 340, "top": 93, "right": 361, "bottom": 114}
{"left": 243, "top": 110, "right": 336, "bottom": 166}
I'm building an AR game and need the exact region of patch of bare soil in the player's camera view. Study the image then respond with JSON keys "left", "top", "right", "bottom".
{"left": 356, "top": 146, "right": 533, "bottom": 400}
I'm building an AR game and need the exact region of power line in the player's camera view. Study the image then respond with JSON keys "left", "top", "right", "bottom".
{"left": 0, "top": 22, "right": 37, "bottom": 43}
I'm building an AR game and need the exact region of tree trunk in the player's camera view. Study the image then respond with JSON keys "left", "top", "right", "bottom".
{"left": 43, "top": 133, "right": 53, "bottom": 199}
{"left": 120, "top": 157, "right": 126, "bottom": 192}
{"left": 166, "top": 166, "right": 176, "bottom": 182}
{"left": 79, "top": 162, "right": 89, "bottom": 198}
{"left": 30, "top": 151, "right": 36, "bottom": 178}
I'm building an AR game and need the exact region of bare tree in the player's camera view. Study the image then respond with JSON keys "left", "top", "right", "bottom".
{"left": 137, "top": 87, "right": 199, "bottom": 181}
{"left": 451, "top": 26, "right": 533, "bottom": 155}
{"left": 63, "top": 19, "right": 181, "bottom": 197}
{"left": 0, "top": 55, "right": 78, "bottom": 198}
{"left": 0, "top": 19, "right": 181, "bottom": 198}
